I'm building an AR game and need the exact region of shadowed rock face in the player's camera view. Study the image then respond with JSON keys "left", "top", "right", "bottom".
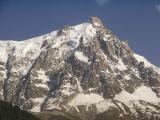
{"left": 0, "top": 16, "right": 160, "bottom": 120}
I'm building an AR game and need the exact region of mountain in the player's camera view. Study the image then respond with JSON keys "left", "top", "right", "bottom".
{"left": 0, "top": 16, "right": 160, "bottom": 120}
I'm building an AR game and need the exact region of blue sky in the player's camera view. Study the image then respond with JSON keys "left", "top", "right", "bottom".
{"left": 0, "top": 0, "right": 160, "bottom": 66}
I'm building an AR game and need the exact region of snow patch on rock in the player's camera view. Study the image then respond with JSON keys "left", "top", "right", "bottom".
{"left": 69, "top": 93, "right": 115, "bottom": 113}
{"left": 31, "top": 97, "right": 45, "bottom": 112}
{"left": 69, "top": 93, "right": 104, "bottom": 106}
{"left": 0, "top": 44, "right": 8, "bottom": 63}
{"left": 115, "top": 85, "right": 160, "bottom": 103}
{"left": 116, "top": 59, "right": 127, "bottom": 71}
{"left": 75, "top": 51, "right": 90, "bottom": 64}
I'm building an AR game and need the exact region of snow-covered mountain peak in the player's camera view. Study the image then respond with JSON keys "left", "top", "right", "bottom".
{"left": 0, "top": 17, "right": 160, "bottom": 120}
{"left": 0, "top": 16, "right": 107, "bottom": 64}
{"left": 0, "top": 22, "right": 96, "bottom": 63}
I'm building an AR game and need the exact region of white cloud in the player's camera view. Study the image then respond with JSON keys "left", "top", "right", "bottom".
{"left": 95, "top": 0, "right": 110, "bottom": 6}
{"left": 156, "top": 4, "right": 160, "bottom": 12}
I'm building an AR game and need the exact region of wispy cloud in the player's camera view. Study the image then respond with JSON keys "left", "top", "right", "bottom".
{"left": 156, "top": 4, "right": 160, "bottom": 13}
{"left": 95, "top": 0, "right": 110, "bottom": 6}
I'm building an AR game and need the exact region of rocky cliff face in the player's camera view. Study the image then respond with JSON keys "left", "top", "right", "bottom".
{"left": 0, "top": 17, "right": 160, "bottom": 120}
